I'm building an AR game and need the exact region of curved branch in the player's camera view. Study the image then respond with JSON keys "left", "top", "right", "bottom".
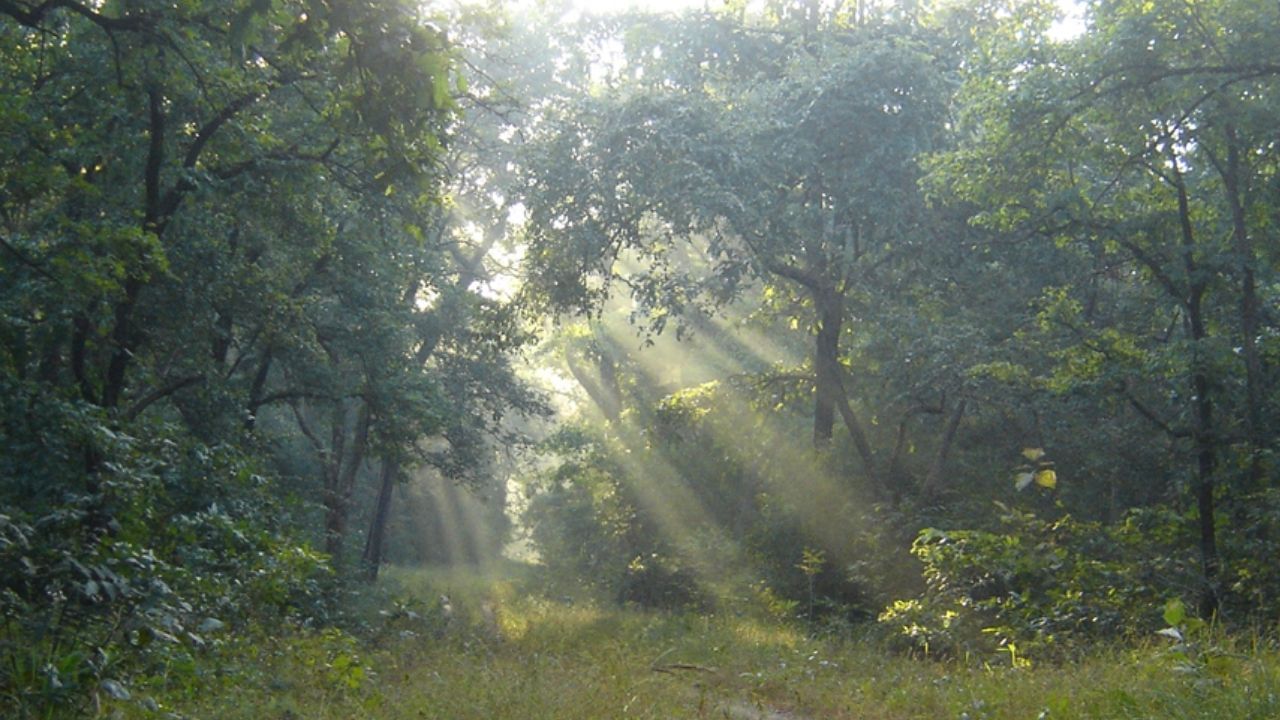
{"left": 0, "top": 0, "right": 152, "bottom": 32}
{"left": 1124, "top": 382, "right": 1190, "bottom": 439}
{"left": 123, "top": 374, "right": 204, "bottom": 421}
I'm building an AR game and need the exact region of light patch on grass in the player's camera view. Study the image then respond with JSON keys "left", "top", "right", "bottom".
{"left": 727, "top": 616, "right": 804, "bottom": 650}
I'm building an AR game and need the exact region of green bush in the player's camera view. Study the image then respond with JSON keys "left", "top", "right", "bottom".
{"left": 523, "top": 387, "right": 906, "bottom": 620}
{"left": 524, "top": 427, "right": 705, "bottom": 609}
{"left": 0, "top": 421, "right": 332, "bottom": 718}
{"left": 879, "top": 504, "right": 1196, "bottom": 661}
{"left": 1221, "top": 487, "right": 1280, "bottom": 621}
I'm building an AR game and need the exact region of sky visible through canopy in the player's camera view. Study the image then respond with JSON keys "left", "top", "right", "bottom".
{"left": 556, "top": 0, "right": 1087, "bottom": 38}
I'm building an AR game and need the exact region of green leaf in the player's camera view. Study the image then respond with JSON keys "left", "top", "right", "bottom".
{"left": 1162, "top": 598, "right": 1186, "bottom": 627}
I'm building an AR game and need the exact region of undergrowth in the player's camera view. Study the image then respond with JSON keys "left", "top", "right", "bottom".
{"left": 96, "top": 564, "right": 1280, "bottom": 720}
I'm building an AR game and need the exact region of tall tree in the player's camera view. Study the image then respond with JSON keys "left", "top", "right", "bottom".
{"left": 927, "top": 0, "right": 1280, "bottom": 616}
{"left": 0, "top": 0, "right": 550, "bottom": 572}
{"left": 521, "top": 7, "right": 955, "bottom": 497}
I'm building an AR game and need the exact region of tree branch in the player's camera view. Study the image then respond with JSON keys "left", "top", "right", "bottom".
{"left": 0, "top": 235, "right": 60, "bottom": 283}
{"left": 182, "top": 90, "right": 265, "bottom": 170}
{"left": 123, "top": 373, "right": 204, "bottom": 421}
{"left": 253, "top": 388, "right": 334, "bottom": 408}
{"left": 1123, "top": 381, "right": 1190, "bottom": 439}
{"left": 290, "top": 400, "right": 325, "bottom": 453}
{"left": 0, "top": 0, "right": 152, "bottom": 32}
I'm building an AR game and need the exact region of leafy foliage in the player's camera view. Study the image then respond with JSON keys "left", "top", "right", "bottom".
{"left": 0, "top": 0, "right": 542, "bottom": 713}
{"left": 880, "top": 505, "right": 1196, "bottom": 660}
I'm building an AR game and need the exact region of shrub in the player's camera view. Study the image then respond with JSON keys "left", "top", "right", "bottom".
{"left": 0, "top": 421, "right": 332, "bottom": 717}
{"left": 879, "top": 503, "right": 1195, "bottom": 661}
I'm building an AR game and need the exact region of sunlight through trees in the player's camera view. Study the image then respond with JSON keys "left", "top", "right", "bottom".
{"left": 1, "top": 0, "right": 1278, "bottom": 716}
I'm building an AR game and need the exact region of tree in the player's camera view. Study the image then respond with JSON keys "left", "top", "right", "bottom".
{"left": 927, "top": 0, "right": 1280, "bottom": 616}
{"left": 521, "top": 7, "right": 958, "bottom": 500}
{"left": 358, "top": 3, "right": 562, "bottom": 579}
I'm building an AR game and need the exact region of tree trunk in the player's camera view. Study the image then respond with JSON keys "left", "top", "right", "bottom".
{"left": 1187, "top": 283, "right": 1219, "bottom": 617}
{"left": 362, "top": 460, "right": 398, "bottom": 582}
{"left": 101, "top": 279, "right": 142, "bottom": 409}
{"left": 1221, "top": 125, "right": 1267, "bottom": 487}
{"left": 564, "top": 344, "right": 622, "bottom": 423}
{"left": 811, "top": 288, "right": 883, "bottom": 491}
{"left": 244, "top": 349, "right": 273, "bottom": 431}
{"left": 597, "top": 347, "right": 623, "bottom": 421}
{"left": 832, "top": 378, "right": 881, "bottom": 493}
{"left": 1191, "top": 364, "right": 1219, "bottom": 618}
{"left": 812, "top": 294, "right": 843, "bottom": 446}
{"left": 885, "top": 419, "right": 911, "bottom": 507}
{"left": 1174, "top": 157, "right": 1219, "bottom": 618}
{"left": 104, "top": 87, "right": 168, "bottom": 409}
{"left": 324, "top": 401, "right": 372, "bottom": 561}
{"left": 71, "top": 314, "right": 95, "bottom": 403}
{"left": 920, "top": 399, "right": 966, "bottom": 501}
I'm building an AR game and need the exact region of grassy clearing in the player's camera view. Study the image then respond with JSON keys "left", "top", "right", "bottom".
{"left": 115, "top": 565, "right": 1280, "bottom": 719}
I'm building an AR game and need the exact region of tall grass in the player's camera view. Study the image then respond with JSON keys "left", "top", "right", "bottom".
{"left": 112, "top": 565, "right": 1280, "bottom": 719}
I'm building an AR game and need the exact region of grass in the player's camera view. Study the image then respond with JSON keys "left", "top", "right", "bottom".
{"left": 112, "top": 564, "right": 1280, "bottom": 719}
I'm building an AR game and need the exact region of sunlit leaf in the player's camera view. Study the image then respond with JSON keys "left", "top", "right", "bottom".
{"left": 1014, "top": 472, "right": 1035, "bottom": 491}
{"left": 1163, "top": 598, "right": 1186, "bottom": 627}
{"left": 1034, "top": 469, "right": 1056, "bottom": 488}
{"left": 1021, "top": 447, "right": 1045, "bottom": 461}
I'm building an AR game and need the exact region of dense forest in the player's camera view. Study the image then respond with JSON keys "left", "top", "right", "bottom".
{"left": 1, "top": 0, "right": 1278, "bottom": 717}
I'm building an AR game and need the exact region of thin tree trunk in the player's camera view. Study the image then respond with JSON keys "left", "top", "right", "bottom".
{"left": 830, "top": 376, "right": 880, "bottom": 491}
{"left": 324, "top": 401, "right": 372, "bottom": 560}
{"left": 920, "top": 399, "right": 966, "bottom": 501}
{"left": 811, "top": 287, "right": 883, "bottom": 491}
{"left": 1173, "top": 157, "right": 1219, "bottom": 618}
{"left": 565, "top": 347, "right": 621, "bottom": 423}
{"left": 1191, "top": 363, "right": 1219, "bottom": 618}
{"left": 71, "top": 314, "right": 95, "bottom": 403}
{"left": 104, "top": 86, "right": 167, "bottom": 409}
{"left": 1221, "top": 125, "right": 1266, "bottom": 487}
{"left": 244, "top": 349, "right": 273, "bottom": 431}
{"left": 812, "top": 294, "right": 843, "bottom": 446}
{"left": 362, "top": 460, "right": 398, "bottom": 582}
{"left": 597, "top": 347, "right": 623, "bottom": 420}
{"left": 885, "top": 419, "right": 911, "bottom": 507}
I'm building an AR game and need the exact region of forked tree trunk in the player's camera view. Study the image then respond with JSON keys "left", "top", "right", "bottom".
{"left": 812, "top": 289, "right": 881, "bottom": 492}
{"left": 920, "top": 399, "right": 967, "bottom": 502}
{"left": 323, "top": 401, "right": 372, "bottom": 561}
